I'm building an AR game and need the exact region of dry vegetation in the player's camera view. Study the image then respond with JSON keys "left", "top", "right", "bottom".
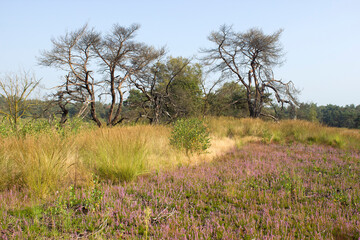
{"left": 1, "top": 117, "right": 359, "bottom": 199}
{"left": 0, "top": 117, "right": 359, "bottom": 238}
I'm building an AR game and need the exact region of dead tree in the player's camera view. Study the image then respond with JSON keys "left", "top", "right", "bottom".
{"left": 39, "top": 24, "right": 163, "bottom": 127}
{"left": 0, "top": 71, "right": 40, "bottom": 131}
{"left": 39, "top": 25, "right": 102, "bottom": 126}
{"left": 91, "top": 24, "right": 165, "bottom": 125}
{"left": 202, "top": 25, "right": 298, "bottom": 118}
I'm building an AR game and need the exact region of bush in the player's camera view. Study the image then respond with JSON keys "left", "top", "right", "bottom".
{"left": 170, "top": 118, "right": 211, "bottom": 156}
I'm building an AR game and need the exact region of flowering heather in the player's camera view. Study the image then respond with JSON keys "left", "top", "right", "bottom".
{"left": 1, "top": 143, "right": 359, "bottom": 239}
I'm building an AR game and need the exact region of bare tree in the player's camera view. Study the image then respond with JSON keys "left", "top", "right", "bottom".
{"left": 202, "top": 25, "right": 298, "bottom": 118}
{"left": 0, "top": 71, "right": 40, "bottom": 131}
{"left": 39, "top": 25, "right": 102, "bottom": 126}
{"left": 39, "top": 24, "right": 163, "bottom": 127}
{"left": 92, "top": 24, "right": 165, "bottom": 125}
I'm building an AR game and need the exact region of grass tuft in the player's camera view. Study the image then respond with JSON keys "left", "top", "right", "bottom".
{"left": 0, "top": 135, "right": 84, "bottom": 199}
{"left": 79, "top": 127, "right": 148, "bottom": 183}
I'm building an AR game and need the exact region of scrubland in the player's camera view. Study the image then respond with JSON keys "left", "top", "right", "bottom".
{"left": 0, "top": 117, "right": 359, "bottom": 239}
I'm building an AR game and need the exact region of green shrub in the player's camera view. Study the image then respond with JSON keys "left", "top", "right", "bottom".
{"left": 170, "top": 118, "right": 211, "bottom": 156}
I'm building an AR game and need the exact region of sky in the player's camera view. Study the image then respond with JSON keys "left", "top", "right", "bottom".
{"left": 0, "top": 0, "right": 359, "bottom": 106}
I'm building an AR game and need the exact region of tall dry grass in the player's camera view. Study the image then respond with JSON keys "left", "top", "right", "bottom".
{"left": 205, "top": 116, "right": 360, "bottom": 149}
{"left": 0, "top": 117, "right": 359, "bottom": 200}
{"left": 0, "top": 124, "right": 198, "bottom": 199}
{"left": 0, "top": 135, "right": 83, "bottom": 198}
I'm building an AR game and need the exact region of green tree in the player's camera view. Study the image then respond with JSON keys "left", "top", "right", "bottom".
{"left": 129, "top": 57, "right": 203, "bottom": 123}
{"left": 208, "top": 81, "right": 248, "bottom": 117}
{"left": 296, "top": 103, "right": 318, "bottom": 122}
{"left": 355, "top": 105, "right": 360, "bottom": 129}
{"left": 165, "top": 58, "right": 203, "bottom": 118}
{"left": 123, "top": 89, "right": 148, "bottom": 121}
{"left": 319, "top": 105, "right": 342, "bottom": 127}
{"left": 341, "top": 105, "right": 357, "bottom": 128}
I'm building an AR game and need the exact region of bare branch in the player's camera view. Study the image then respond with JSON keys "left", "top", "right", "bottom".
{"left": 201, "top": 25, "right": 298, "bottom": 118}
{"left": 0, "top": 71, "right": 40, "bottom": 130}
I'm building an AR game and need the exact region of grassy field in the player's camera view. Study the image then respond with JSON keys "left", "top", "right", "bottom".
{"left": 0, "top": 117, "right": 359, "bottom": 238}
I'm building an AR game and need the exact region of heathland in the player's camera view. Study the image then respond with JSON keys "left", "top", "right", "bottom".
{"left": 0, "top": 117, "right": 359, "bottom": 239}
{"left": 1, "top": 20, "right": 360, "bottom": 239}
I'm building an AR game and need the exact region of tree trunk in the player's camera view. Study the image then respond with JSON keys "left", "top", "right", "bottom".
{"left": 59, "top": 106, "right": 68, "bottom": 126}
{"left": 90, "top": 101, "right": 102, "bottom": 127}
{"left": 107, "top": 70, "right": 117, "bottom": 125}
{"left": 152, "top": 96, "right": 161, "bottom": 124}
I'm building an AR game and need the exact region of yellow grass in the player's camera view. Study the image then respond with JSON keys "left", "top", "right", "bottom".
{"left": 205, "top": 116, "right": 360, "bottom": 149}
{"left": 0, "top": 135, "right": 86, "bottom": 198}
{"left": 0, "top": 116, "right": 359, "bottom": 200}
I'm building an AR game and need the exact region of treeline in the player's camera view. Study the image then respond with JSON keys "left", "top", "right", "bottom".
{"left": 275, "top": 103, "right": 360, "bottom": 129}
{"left": 1, "top": 23, "right": 358, "bottom": 130}
{"left": 1, "top": 79, "right": 358, "bottom": 129}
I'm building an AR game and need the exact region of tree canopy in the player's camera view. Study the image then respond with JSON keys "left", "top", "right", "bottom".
{"left": 127, "top": 57, "right": 203, "bottom": 123}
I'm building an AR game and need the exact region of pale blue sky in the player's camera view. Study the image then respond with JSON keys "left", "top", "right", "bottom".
{"left": 0, "top": 0, "right": 359, "bottom": 105}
